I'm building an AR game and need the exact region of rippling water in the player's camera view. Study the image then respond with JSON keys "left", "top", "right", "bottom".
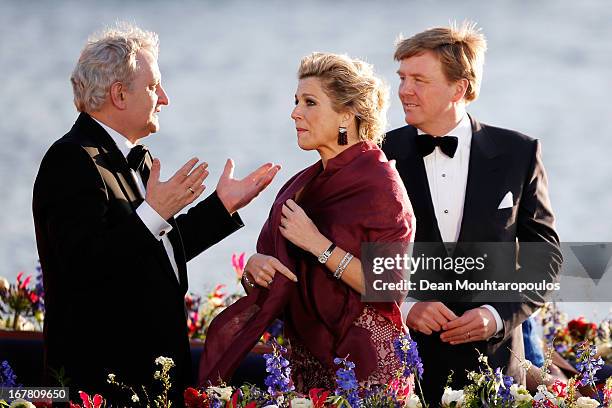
{"left": 1, "top": 0, "right": 611, "bottom": 319}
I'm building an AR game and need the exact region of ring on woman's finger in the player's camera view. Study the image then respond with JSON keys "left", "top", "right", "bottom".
{"left": 187, "top": 186, "right": 195, "bottom": 194}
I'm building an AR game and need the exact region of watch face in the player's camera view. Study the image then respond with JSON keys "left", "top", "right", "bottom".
{"left": 318, "top": 255, "right": 326, "bottom": 263}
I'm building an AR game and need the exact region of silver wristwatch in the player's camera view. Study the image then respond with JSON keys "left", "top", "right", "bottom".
{"left": 317, "top": 243, "right": 336, "bottom": 263}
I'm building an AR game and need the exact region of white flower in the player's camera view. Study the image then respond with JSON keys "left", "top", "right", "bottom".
{"left": 263, "top": 405, "right": 279, "bottom": 408}
{"left": 575, "top": 397, "right": 600, "bottom": 408}
{"left": 208, "top": 386, "right": 233, "bottom": 401}
{"left": 533, "top": 385, "right": 555, "bottom": 401}
{"left": 0, "top": 276, "right": 9, "bottom": 291}
{"left": 441, "top": 387, "right": 464, "bottom": 407}
{"left": 9, "top": 399, "right": 36, "bottom": 408}
{"left": 290, "top": 397, "right": 313, "bottom": 408}
{"left": 131, "top": 394, "right": 140, "bottom": 403}
{"left": 509, "top": 384, "right": 533, "bottom": 403}
{"left": 153, "top": 370, "right": 161, "bottom": 379}
{"left": 154, "top": 356, "right": 175, "bottom": 370}
{"left": 406, "top": 394, "right": 423, "bottom": 408}
{"left": 518, "top": 359, "right": 532, "bottom": 371}
{"left": 107, "top": 373, "right": 116, "bottom": 382}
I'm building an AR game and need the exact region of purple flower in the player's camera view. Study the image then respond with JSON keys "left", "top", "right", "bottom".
{"left": 494, "top": 367, "right": 515, "bottom": 404}
{"left": 0, "top": 360, "right": 19, "bottom": 387}
{"left": 393, "top": 334, "right": 424, "bottom": 380}
{"left": 266, "top": 319, "right": 284, "bottom": 338}
{"left": 334, "top": 356, "right": 359, "bottom": 407}
{"left": 263, "top": 341, "right": 294, "bottom": 395}
{"left": 575, "top": 341, "right": 604, "bottom": 387}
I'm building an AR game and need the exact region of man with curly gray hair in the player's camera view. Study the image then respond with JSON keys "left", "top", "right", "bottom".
{"left": 33, "top": 23, "right": 280, "bottom": 403}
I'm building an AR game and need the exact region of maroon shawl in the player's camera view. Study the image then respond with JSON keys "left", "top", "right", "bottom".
{"left": 198, "top": 141, "right": 414, "bottom": 384}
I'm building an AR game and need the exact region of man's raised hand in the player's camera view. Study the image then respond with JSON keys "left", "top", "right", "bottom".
{"left": 145, "top": 158, "right": 209, "bottom": 220}
{"left": 216, "top": 159, "right": 281, "bottom": 214}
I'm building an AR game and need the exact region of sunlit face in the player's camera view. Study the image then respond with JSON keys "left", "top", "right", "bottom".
{"left": 397, "top": 51, "right": 460, "bottom": 133}
{"left": 290, "top": 77, "right": 346, "bottom": 151}
{"left": 123, "top": 49, "right": 169, "bottom": 139}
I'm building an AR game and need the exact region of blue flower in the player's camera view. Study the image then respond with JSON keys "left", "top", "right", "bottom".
{"left": 263, "top": 341, "right": 294, "bottom": 395}
{"left": 494, "top": 367, "right": 514, "bottom": 404}
{"left": 334, "top": 356, "right": 359, "bottom": 407}
{"left": 393, "top": 334, "right": 424, "bottom": 380}
{"left": 0, "top": 360, "right": 19, "bottom": 387}
{"left": 575, "top": 341, "right": 604, "bottom": 387}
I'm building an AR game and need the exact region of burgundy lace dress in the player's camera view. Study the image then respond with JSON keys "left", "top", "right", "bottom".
{"left": 289, "top": 305, "right": 405, "bottom": 392}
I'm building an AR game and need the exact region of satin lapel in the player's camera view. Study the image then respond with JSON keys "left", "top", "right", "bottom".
{"left": 79, "top": 114, "right": 144, "bottom": 211}
{"left": 142, "top": 152, "right": 185, "bottom": 289}
{"left": 393, "top": 127, "right": 443, "bottom": 243}
{"left": 457, "top": 116, "right": 502, "bottom": 242}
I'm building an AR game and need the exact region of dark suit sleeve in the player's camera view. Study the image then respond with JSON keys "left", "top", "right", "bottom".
{"left": 173, "top": 191, "right": 244, "bottom": 263}
{"left": 33, "top": 142, "right": 160, "bottom": 286}
{"left": 490, "top": 140, "right": 563, "bottom": 342}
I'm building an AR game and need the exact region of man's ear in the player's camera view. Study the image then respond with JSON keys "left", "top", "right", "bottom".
{"left": 110, "top": 82, "right": 127, "bottom": 110}
{"left": 451, "top": 78, "right": 469, "bottom": 103}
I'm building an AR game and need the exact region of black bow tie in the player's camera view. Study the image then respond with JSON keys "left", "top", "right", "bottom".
{"left": 126, "top": 144, "right": 150, "bottom": 183}
{"left": 127, "top": 145, "right": 148, "bottom": 171}
{"left": 415, "top": 133, "right": 458, "bottom": 158}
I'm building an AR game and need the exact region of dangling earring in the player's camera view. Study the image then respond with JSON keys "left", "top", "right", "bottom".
{"left": 338, "top": 127, "right": 348, "bottom": 145}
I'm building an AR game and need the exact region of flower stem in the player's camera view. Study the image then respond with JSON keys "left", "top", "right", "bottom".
{"left": 12, "top": 310, "right": 20, "bottom": 330}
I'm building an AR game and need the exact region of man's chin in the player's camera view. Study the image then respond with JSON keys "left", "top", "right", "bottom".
{"left": 404, "top": 113, "right": 419, "bottom": 127}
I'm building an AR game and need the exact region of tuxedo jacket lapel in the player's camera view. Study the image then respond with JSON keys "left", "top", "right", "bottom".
{"left": 457, "top": 116, "right": 502, "bottom": 242}
{"left": 77, "top": 113, "right": 144, "bottom": 212}
{"left": 79, "top": 113, "right": 184, "bottom": 289}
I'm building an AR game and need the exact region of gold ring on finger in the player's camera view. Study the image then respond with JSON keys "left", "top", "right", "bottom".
{"left": 188, "top": 187, "right": 195, "bottom": 194}
{"left": 466, "top": 331, "right": 470, "bottom": 340}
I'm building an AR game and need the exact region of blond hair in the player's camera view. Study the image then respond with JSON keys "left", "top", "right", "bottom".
{"left": 70, "top": 22, "right": 159, "bottom": 112}
{"left": 298, "top": 52, "right": 389, "bottom": 145}
{"left": 394, "top": 21, "right": 487, "bottom": 102}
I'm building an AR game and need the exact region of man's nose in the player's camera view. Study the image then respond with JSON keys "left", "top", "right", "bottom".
{"left": 399, "top": 80, "right": 415, "bottom": 98}
{"left": 158, "top": 84, "right": 170, "bottom": 105}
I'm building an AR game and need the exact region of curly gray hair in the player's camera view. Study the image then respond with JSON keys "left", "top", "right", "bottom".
{"left": 70, "top": 22, "right": 159, "bottom": 112}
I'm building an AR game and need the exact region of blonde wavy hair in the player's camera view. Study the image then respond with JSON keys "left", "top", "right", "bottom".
{"left": 298, "top": 52, "right": 389, "bottom": 145}
{"left": 394, "top": 21, "right": 487, "bottom": 102}
{"left": 70, "top": 22, "right": 159, "bottom": 112}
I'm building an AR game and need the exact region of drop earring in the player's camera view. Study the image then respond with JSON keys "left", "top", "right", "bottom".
{"left": 338, "top": 127, "right": 348, "bottom": 145}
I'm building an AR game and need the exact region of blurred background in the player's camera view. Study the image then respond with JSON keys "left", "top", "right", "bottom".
{"left": 1, "top": 0, "right": 610, "bottom": 319}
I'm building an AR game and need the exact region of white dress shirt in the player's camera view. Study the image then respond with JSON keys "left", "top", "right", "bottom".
{"left": 93, "top": 119, "right": 180, "bottom": 282}
{"left": 401, "top": 114, "right": 503, "bottom": 335}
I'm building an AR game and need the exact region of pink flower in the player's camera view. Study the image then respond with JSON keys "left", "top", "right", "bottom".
{"left": 551, "top": 380, "right": 567, "bottom": 398}
{"left": 78, "top": 391, "right": 104, "bottom": 408}
{"left": 20, "top": 275, "right": 32, "bottom": 290}
{"left": 388, "top": 377, "right": 413, "bottom": 399}
{"left": 309, "top": 388, "right": 330, "bottom": 408}
{"left": 232, "top": 253, "right": 246, "bottom": 279}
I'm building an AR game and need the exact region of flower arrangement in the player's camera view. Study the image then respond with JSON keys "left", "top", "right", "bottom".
{"left": 0, "top": 265, "right": 44, "bottom": 331}
{"left": 540, "top": 303, "right": 611, "bottom": 364}
{"left": 3, "top": 328, "right": 612, "bottom": 407}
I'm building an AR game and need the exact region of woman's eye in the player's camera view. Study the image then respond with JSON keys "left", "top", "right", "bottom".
{"left": 306, "top": 99, "right": 316, "bottom": 106}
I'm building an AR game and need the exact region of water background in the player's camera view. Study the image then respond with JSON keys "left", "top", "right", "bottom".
{"left": 1, "top": 0, "right": 611, "bottom": 321}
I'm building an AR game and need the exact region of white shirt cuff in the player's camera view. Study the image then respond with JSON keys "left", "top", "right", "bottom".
{"left": 400, "top": 300, "right": 417, "bottom": 322}
{"left": 481, "top": 304, "right": 503, "bottom": 335}
{"left": 136, "top": 201, "right": 172, "bottom": 240}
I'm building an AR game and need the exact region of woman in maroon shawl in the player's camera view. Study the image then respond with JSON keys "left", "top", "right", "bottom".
{"left": 199, "top": 52, "right": 414, "bottom": 391}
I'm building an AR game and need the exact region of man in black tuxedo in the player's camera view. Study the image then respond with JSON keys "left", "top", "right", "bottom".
{"left": 32, "top": 24, "right": 281, "bottom": 401}
{"left": 382, "top": 23, "right": 562, "bottom": 403}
